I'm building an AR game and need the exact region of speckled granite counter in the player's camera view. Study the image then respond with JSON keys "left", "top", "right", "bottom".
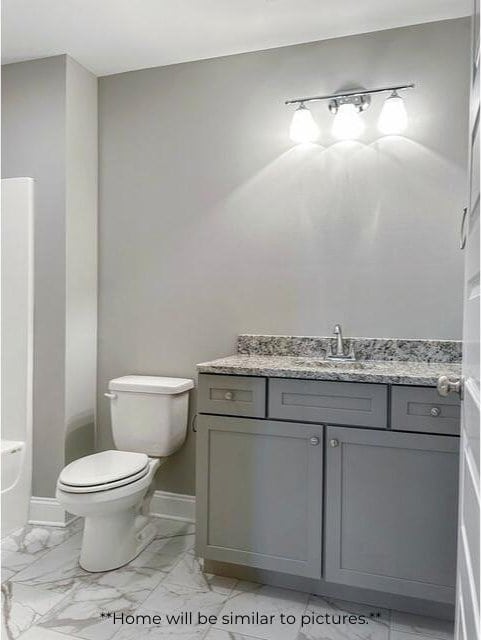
{"left": 197, "top": 354, "right": 461, "bottom": 386}
{"left": 197, "top": 335, "right": 462, "bottom": 386}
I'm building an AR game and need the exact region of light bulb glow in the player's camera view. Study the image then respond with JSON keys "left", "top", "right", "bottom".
{"left": 289, "top": 104, "right": 319, "bottom": 143}
{"left": 378, "top": 93, "right": 408, "bottom": 134}
{"left": 332, "top": 103, "right": 364, "bottom": 140}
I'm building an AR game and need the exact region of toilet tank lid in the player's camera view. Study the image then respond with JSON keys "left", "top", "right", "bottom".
{"left": 109, "top": 375, "right": 194, "bottom": 394}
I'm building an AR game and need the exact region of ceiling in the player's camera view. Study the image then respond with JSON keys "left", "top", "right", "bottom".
{"left": 2, "top": 0, "right": 471, "bottom": 76}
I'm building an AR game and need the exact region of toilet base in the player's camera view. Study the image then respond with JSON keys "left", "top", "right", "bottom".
{"left": 79, "top": 510, "right": 157, "bottom": 572}
{"left": 56, "top": 457, "right": 162, "bottom": 572}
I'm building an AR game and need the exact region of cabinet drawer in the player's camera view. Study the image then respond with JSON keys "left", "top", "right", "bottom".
{"left": 391, "top": 386, "right": 460, "bottom": 435}
{"left": 198, "top": 374, "right": 266, "bottom": 417}
{"left": 269, "top": 379, "right": 387, "bottom": 428}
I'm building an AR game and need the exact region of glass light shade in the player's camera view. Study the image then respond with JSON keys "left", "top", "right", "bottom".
{"left": 332, "top": 103, "right": 365, "bottom": 140}
{"left": 378, "top": 93, "right": 408, "bottom": 134}
{"left": 289, "top": 104, "right": 319, "bottom": 143}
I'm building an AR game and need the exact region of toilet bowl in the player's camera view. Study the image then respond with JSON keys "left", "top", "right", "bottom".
{"left": 56, "top": 375, "right": 193, "bottom": 572}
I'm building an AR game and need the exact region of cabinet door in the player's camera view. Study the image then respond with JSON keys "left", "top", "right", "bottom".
{"left": 325, "top": 426, "right": 459, "bottom": 603}
{"left": 196, "top": 415, "right": 323, "bottom": 578}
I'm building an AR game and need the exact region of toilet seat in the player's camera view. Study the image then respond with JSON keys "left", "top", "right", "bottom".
{"left": 58, "top": 465, "right": 150, "bottom": 494}
{"left": 58, "top": 450, "right": 149, "bottom": 494}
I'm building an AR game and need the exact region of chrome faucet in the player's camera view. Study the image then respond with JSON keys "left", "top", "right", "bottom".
{"left": 327, "top": 324, "right": 356, "bottom": 361}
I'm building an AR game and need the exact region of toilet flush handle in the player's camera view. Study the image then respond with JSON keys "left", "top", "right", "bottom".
{"left": 104, "top": 392, "right": 117, "bottom": 400}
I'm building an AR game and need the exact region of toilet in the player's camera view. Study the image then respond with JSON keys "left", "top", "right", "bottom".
{"left": 56, "top": 375, "right": 194, "bottom": 572}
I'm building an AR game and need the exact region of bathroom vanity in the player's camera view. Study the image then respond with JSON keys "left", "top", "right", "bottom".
{"left": 195, "top": 334, "right": 462, "bottom": 617}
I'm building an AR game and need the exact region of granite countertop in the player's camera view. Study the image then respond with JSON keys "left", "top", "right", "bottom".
{"left": 197, "top": 335, "right": 462, "bottom": 386}
{"left": 197, "top": 354, "right": 461, "bottom": 386}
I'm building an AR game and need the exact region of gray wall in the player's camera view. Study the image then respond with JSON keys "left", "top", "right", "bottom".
{"left": 3, "top": 56, "right": 68, "bottom": 497}
{"left": 64, "top": 57, "right": 98, "bottom": 465}
{"left": 2, "top": 55, "right": 98, "bottom": 498}
{"left": 98, "top": 18, "right": 470, "bottom": 496}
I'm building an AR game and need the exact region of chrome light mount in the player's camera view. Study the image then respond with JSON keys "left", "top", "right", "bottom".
{"left": 328, "top": 94, "right": 371, "bottom": 114}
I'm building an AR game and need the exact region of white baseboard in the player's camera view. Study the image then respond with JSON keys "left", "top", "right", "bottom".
{"left": 28, "top": 490, "right": 196, "bottom": 526}
{"left": 150, "top": 490, "right": 195, "bottom": 523}
{"left": 29, "top": 497, "right": 75, "bottom": 527}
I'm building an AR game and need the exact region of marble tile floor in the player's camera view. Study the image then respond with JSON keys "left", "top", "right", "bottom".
{"left": 1, "top": 519, "right": 454, "bottom": 640}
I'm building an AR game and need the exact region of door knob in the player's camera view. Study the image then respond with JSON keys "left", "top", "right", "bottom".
{"left": 310, "top": 437, "right": 320, "bottom": 446}
{"left": 437, "top": 375, "right": 463, "bottom": 398}
{"left": 329, "top": 439, "right": 339, "bottom": 448}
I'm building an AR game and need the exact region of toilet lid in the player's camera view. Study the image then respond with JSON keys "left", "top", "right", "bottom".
{"left": 59, "top": 450, "right": 149, "bottom": 487}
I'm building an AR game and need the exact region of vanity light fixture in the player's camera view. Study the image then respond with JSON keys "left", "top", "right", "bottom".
{"left": 378, "top": 90, "right": 408, "bottom": 134}
{"left": 331, "top": 103, "right": 365, "bottom": 140}
{"left": 289, "top": 102, "right": 320, "bottom": 143}
{"left": 285, "top": 84, "right": 414, "bottom": 142}
{"left": 329, "top": 93, "right": 369, "bottom": 140}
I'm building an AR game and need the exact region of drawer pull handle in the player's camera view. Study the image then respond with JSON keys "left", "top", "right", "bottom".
{"left": 329, "top": 439, "right": 339, "bottom": 448}
{"left": 310, "top": 437, "right": 320, "bottom": 446}
{"left": 224, "top": 391, "right": 234, "bottom": 400}
{"left": 104, "top": 392, "right": 117, "bottom": 400}
{"left": 430, "top": 406, "right": 441, "bottom": 417}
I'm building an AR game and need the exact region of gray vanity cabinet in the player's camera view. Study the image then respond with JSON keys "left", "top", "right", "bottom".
{"left": 196, "top": 415, "right": 323, "bottom": 578}
{"left": 324, "top": 426, "right": 459, "bottom": 603}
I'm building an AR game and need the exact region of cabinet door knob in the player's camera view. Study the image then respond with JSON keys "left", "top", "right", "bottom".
{"left": 310, "top": 437, "right": 320, "bottom": 446}
{"left": 430, "top": 406, "right": 441, "bottom": 417}
{"left": 224, "top": 391, "right": 234, "bottom": 400}
{"left": 329, "top": 438, "right": 339, "bottom": 448}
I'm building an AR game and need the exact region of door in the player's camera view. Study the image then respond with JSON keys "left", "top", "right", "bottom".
{"left": 324, "top": 426, "right": 459, "bottom": 603}
{"left": 196, "top": 415, "right": 323, "bottom": 578}
{"left": 455, "top": 2, "right": 480, "bottom": 637}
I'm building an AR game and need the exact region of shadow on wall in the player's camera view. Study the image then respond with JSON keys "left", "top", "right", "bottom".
{"left": 170, "top": 135, "right": 464, "bottom": 329}
{"left": 65, "top": 412, "right": 95, "bottom": 465}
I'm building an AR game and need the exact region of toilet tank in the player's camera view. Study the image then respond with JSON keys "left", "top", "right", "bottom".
{"left": 107, "top": 376, "right": 194, "bottom": 457}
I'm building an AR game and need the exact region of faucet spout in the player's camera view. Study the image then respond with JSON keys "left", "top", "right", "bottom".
{"left": 333, "top": 324, "right": 344, "bottom": 356}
